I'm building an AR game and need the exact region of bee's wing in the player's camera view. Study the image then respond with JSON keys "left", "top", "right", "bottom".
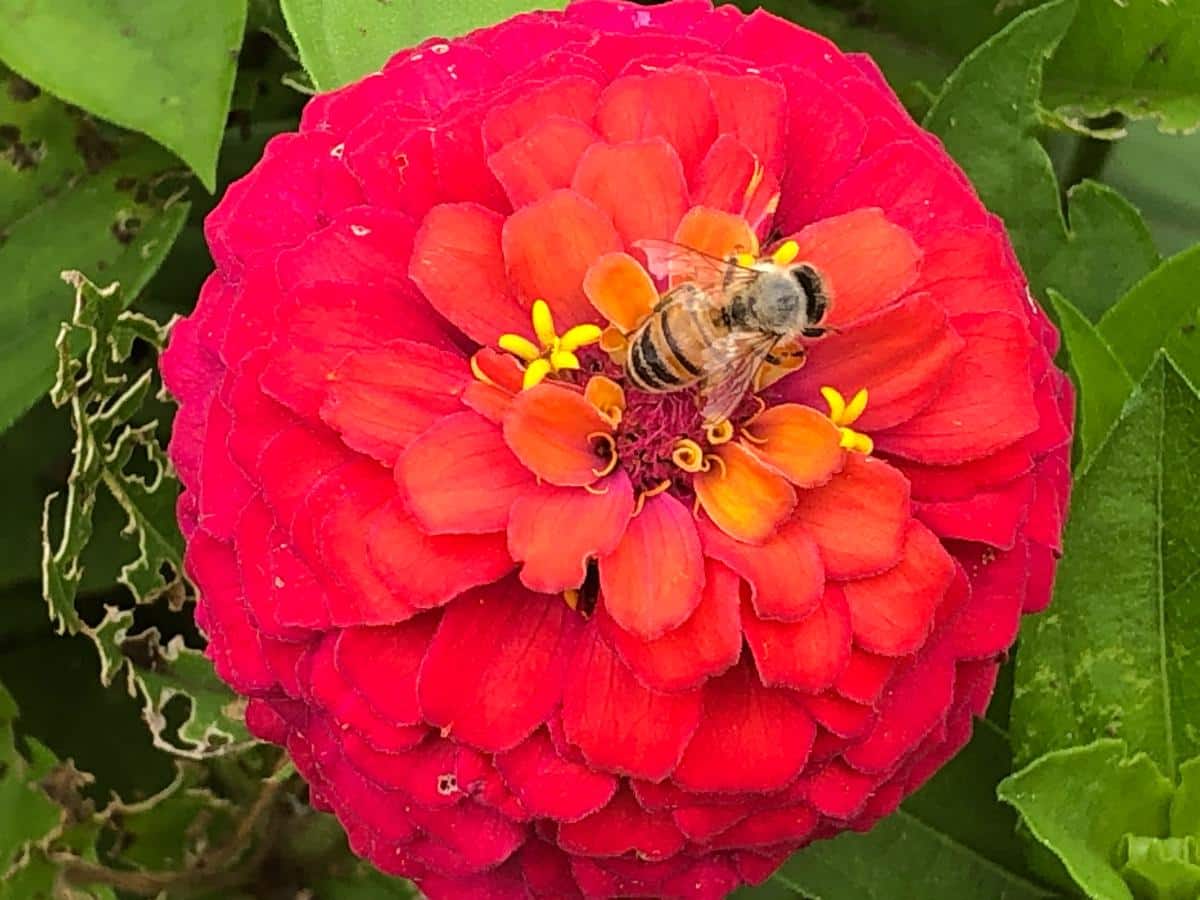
{"left": 698, "top": 332, "right": 778, "bottom": 425}
{"left": 635, "top": 240, "right": 760, "bottom": 296}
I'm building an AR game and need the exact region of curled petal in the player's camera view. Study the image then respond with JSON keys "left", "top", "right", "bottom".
{"left": 695, "top": 442, "right": 797, "bottom": 545}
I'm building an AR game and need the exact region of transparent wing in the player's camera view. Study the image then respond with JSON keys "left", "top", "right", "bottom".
{"left": 635, "top": 240, "right": 761, "bottom": 296}
{"left": 698, "top": 332, "right": 778, "bottom": 425}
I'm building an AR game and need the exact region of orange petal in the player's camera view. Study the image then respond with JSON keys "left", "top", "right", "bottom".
{"left": 585, "top": 374, "right": 626, "bottom": 426}
{"left": 787, "top": 208, "right": 921, "bottom": 328}
{"left": 503, "top": 383, "right": 612, "bottom": 487}
{"left": 584, "top": 251, "right": 660, "bottom": 332}
{"left": 599, "top": 492, "right": 705, "bottom": 641}
{"left": 572, "top": 138, "right": 689, "bottom": 246}
{"left": 502, "top": 188, "right": 622, "bottom": 329}
{"left": 667, "top": 206, "right": 758, "bottom": 287}
{"left": 744, "top": 404, "right": 845, "bottom": 488}
{"left": 488, "top": 116, "right": 599, "bottom": 209}
{"left": 695, "top": 442, "right": 797, "bottom": 545}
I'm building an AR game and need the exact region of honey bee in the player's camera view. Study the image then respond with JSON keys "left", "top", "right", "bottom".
{"left": 624, "top": 241, "right": 831, "bottom": 424}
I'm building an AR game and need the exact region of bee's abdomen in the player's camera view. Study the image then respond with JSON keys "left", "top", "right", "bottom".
{"left": 625, "top": 303, "right": 707, "bottom": 393}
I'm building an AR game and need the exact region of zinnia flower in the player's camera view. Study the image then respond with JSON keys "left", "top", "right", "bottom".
{"left": 161, "top": 1, "right": 1074, "bottom": 896}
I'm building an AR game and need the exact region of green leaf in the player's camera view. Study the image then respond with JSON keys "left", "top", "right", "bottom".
{"left": 1045, "top": 289, "right": 1132, "bottom": 464}
{"left": 280, "top": 0, "right": 566, "bottom": 91}
{"left": 0, "top": 0, "right": 248, "bottom": 188}
{"left": 0, "top": 683, "right": 61, "bottom": 878}
{"left": 737, "top": 720, "right": 1053, "bottom": 899}
{"left": 1099, "top": 245, "right": 1200, "bottom": 386}
{"left": 1120, "top": 836, "right": 1200, "bottom": 900}
{"left": 1011, "top": 355, "right": 1200, "bottom": 774}
{"left": 1043, "top": 0, "right": 1200, "bottom": 135}
{"left": 998, "top": 740, "right": 1173, "bottom": 900}
{"left": 0, "top": 71, "right": 189, "bottom": 433}
{"left": 40, "top": 273, "right": 253, "bottom": 759}
{"left": 924, "top": 0, "right": 1158, "bottom": 315}
{"left": 1173, "top": 758, "right": 1200, "bottom": 839}
{"left": 1105, "top": 123, "right": 1200, "bottom": 258}
{"left": 316, "top": 868, "right": 420, "bottom": 899}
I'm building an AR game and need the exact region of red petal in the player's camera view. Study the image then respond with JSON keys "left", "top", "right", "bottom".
{"left": 410, "top": 203, "right": 527, "bottom": 345}
{"left": 742, "top": 586, "right": 852, "bottom": 692}
{"left": 397, "top": 410, "right": 534, "bottom": 534}
{"left": 366, "top": 498, "right": 514, "bottom": 609}
{"left": 877, "top": 313, "right": 1039, "bottom": 464}
{"left": 774, "top": 293, "right": 965, "bottom": 432}
{"left": 418, "top": 580, "right": 583, "bottom": 751}
{"left": 495, "top": 728, "right": 617, "bottom": 823}
{"left": 672, "top": 661, "right": 816, "bottom": 793}
{"left": 952, "top": 541, "right": 1028, "bottom": 658}
{"left": 595, "top": 67, "right": 718, "bottom": 177}
{"left": 700, "top": 516, "right": 824, "bottom": 622}
{"left": 335, "top": 615, "right": 438, "bottom": 727}
{"left": 320, "top": 341, "right": 468, "bottom": 466}
{"left": 572, "top": 139, "right": 689, "bottom": 246}
{"left": 558, "top": 788, "right": 685, "bottom": 861}
{"left": 788, "top": 208, "right": 921, "bottom": 327}
{"left": 707, "top": 805, "right": 819, "bottom": 851}
{"left": 916, "top": 472, "right": 1035, "bottom": 548}
{"left": 507, "top": 469, "right": 633, "bottom": 593}
{"left": 704, "top": 71, "right": 787, "bottom": 173}
{"left": 599, "top": 558, "right": 742, "bottom": 692}
{"left": 488, "top": 116, "right": 598, "bottom": 208}
{"left": 598, "top": 492, "right": 705, "bottom": 640}
{"left": 483, "top": 75, "right": 602, "bottom": 150}
{"left": 842, "top": 521, "right": 955, "bottom": 656}
{"left": 502, "top": 189, "right": 621, "bottom": 328}
{"left": 690, "top": 134, "right": 780, "bottom": 232}
{"left": 561, "top": 628, "right": 702, "bottom": 781}
{"left": 804, "top": 760, "right": 880, "bottom": 819}
{"left": 793, "top": 454, "right": 910, "bottom": 579}
{"left": 502, "top": 383, "right": 612, "bottom": 487}
{"left": 834, "top": 647, "right": 896, "bottom": 704}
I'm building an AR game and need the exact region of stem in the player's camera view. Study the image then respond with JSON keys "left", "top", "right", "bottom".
{"left": 53, "top": 759, "right": 293, "bottom": 897}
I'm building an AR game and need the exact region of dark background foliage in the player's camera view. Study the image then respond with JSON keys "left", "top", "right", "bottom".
{"left": 0, "top": 1, "right": 1198, "bottom": 897}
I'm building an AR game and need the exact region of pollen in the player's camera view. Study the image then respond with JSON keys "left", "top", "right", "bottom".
{"left": 771, "top": 240, "right": 800, "bottom": 266}
{"left": 672, "top": 438, "right": 707, "bottom": 473}
{"left": 498, "top": 299, "right": 603, "bottom": 389}
{"left": 822, "top": 386, "right": 874, "bottom": 455}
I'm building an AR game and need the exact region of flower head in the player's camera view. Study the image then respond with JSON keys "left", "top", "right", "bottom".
{"left": 162, "top": 1, "right": 1074, "bottom": 897}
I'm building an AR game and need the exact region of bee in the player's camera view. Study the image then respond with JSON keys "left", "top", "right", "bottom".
{"left": 624, "top": 241, "right": 831, "bottom": 424}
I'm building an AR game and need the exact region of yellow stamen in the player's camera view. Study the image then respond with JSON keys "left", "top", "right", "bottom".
{"left": 549, "top": 349, "right": 581, "bottom": 371}
{"left": 498, "top": 333, "right": 541, "bottom": 362}
{"left": 705, "top": 419, "right": 734, "bottom": 445}
{"left": 561, "top": 323, "right": 603, "bottom": 351}
{"left": 672, "top": 439, "right": 706, "bottom": 473}
{"left": 704, "top": 453, "right": 727, "bottom": 478}
{"left": 522, "top": 358, "right": 552, "bottom": 390}
{"left": 584, "top": 480, "right": 611, "bottom": 495}
{"left": 564, "top": 589, "right": 580, "bottom": 611}
{"left": 772, "top": 240, "right": 800, "bottom": 266}
{"left": 742, "top": 160, "right": 765, "bottom": 209}
{"left": 496, "top": 299, "right": 604, "bottom": 390}
{"left": 740, "top": 426, "right": 767, "bottom": 445}
{"left": 735, "top": 252, "right": 756, "bottom": 268}
{"left": 532, "top": 299, "right": 556, "bottom": 346}
{"left": 822, "top": 386, "right": 873, "bottom": 455}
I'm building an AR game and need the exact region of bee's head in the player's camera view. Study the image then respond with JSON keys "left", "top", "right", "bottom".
{"left": 791, "top": 264, "right": 829, "bottom": 330}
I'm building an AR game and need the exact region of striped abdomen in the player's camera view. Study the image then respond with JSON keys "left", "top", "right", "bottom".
{"left": 624, "top": 286, "right": 716, "bottom": 393}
